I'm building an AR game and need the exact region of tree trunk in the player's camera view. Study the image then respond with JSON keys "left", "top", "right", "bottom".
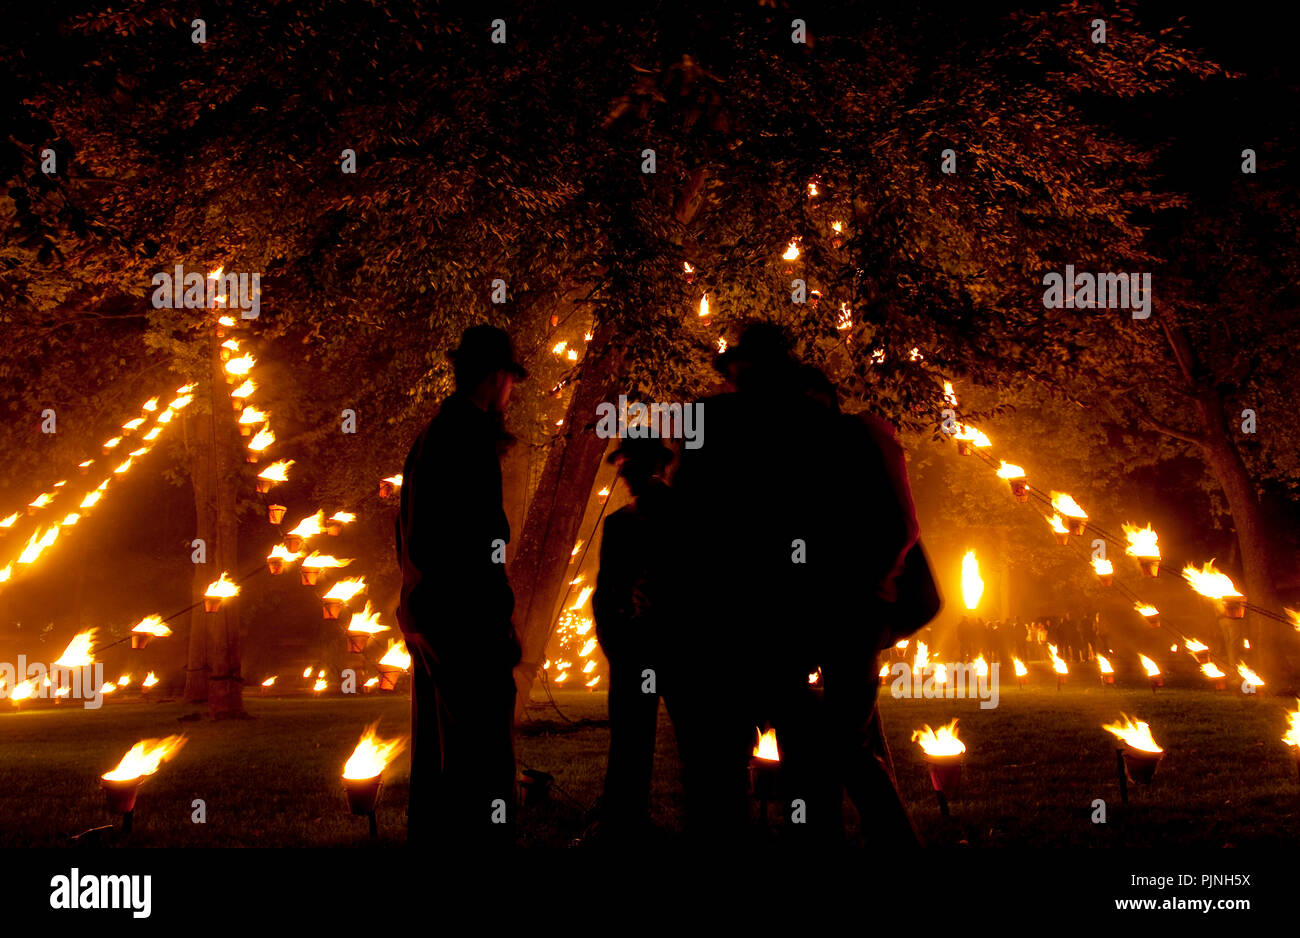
{"left": 509, "top": 326, "right": 623, "bottom": 718}
{"left": 1194, "top": 390, "right": 1300, "bottom": 691}
{"left": 183, "top": 405, "right": 212, "bottom": 704}
{"left": 205, "top": 328, "right": 246, "bottom": 719}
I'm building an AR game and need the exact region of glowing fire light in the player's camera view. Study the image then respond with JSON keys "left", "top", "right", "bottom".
{"left": 996, "top": 462, "right": 1026, "bottom": 480}
{"left": 1013, "top": 658, "right": 1028, "bottom": 678}
{"left": 224, "top": 354, "right": 255, "bottom": 377}
{"left": 1122, "top": 523, "right": 1160, "bottom": 559}
{"left": 143, "top": 673, "right": 158, "bottom": 688}
{"left": 378, "top": 640, "right": 411, "bottom": 671}
{"left": 1181, "top": 561, "right": 1242, "bottom": 599}
{"left": 343, "top": 725, "right": 409, "bottom": 780}
{"left": 231, "top": 379, "right": 256, "bottom": 400}
{"left": 263, "top": 677, "right": 277, "bottom": 687}
{"left": 1050, "top": 492, "right": 1087, "bottom": 520}
{"left": 17, "top": 526, "right": 59, "bottom": 564}
{"left": 10, "top": 679, "right": 36, "bottom": 703}
{"left": 912, "top": 641, "right": 929, "bottom": 675}
{"left": 1092, "top": 558, "right": 1114, "bottom": 576}
{"left": 960, "top": 550, "right": 984, "bottom": 610}
{"left": 1283, "top": 702, "right": 1300, "bottom": 750}
{"left": 782, "top": 240, "right": 800, "bottom": 261}
{"left": 248, "top": 424, "right": 275, "bottom": 453}
{"left": 258, "top": 460, "right": 294, "bottom": 484}
{"left": 322, "top": 578, "right": 366, "bottom": 603}
{"left": 1184, "top": 639, "right": 1208, "bottom": 653}
{"left": 239, "top": 406, "right": 267, "bottom": 426}
{"left": 346, "top": 602, "right": 390, "bottom": 635}
{"left": 973, "top": 655, "right": 989, "bottom": 679}
{"left": 1238, "top": 664, "right": 1264, "bottom": 687}
{"left": 912, "top": 719, "right": 965, "bottom": 757}
{"left": 753, "top": 728, "right": 780, "bottom": 762}
{"left": 1201, "top": 662, "right": 1226, "bottom": 679}
{"left": 1098, "top": 654, "right": 1114, "bottom": 675}
{"left": 1048, "top": 644, "right": 1069, "bottom": 675}
{"left": 1101, "top": 715, "right": 1162, "bottom": 754}
{"left": 1135, "top": 603, "right": 1159, "bottom": 619}
{"left": 102, "top": 736, "right": 187, "bottom": 782}
{"left": 698, "top": 294, "right": 710, "bottom": 318}
{"left": 301, "top": 551, "right": 352, "bottom": 571}
{"left": 288, "top": 511, "right": 325, "bottom": 540}
{"left": 204, "top": 572, "right": 240, "bottom": 599}
{"left": 1139, "top": 655, "right": 1161, "bottom": 678}
{"left": 132, "top": 615, "right": 172, "bottom": 638}
{"left": 55, "top": 630, "right": 96, "bottom": 667}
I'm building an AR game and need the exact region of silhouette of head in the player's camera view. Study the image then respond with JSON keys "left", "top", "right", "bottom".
{"left": 714, "top": 322, "right": 798, "bottom": 391}
{"left": 607, "top": 437, "right": 673, "bottom": 498}
{"left": 450, "top": 325, "right": 527, "bottom": 412}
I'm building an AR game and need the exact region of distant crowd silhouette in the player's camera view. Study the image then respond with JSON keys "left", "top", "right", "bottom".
{"left": 396, "top": 323, "right": 939, "bottom": 847}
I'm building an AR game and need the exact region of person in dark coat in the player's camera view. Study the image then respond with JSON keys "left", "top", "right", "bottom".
{"left": 395, "top": 325, "right": 526, "bottom": 847}
{"left": 799, "top": 364, "right": 921, "bottom": 847}
{"left": 670, "top": 324, "right": 847, "bottom": 843}
{"left": 590, "top": 437, "right": 677, "bottom": 842}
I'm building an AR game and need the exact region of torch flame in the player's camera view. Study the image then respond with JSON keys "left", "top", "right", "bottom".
{"left": 267, "top": 544, "right": 302, "bottom": 564}
{"left": 204, "top": 572, "right": 240, "bottom": 599}
{"left": 322, "top": 577, "right": 366, "bottom": 602}
{"left": 131, "top": 615, "right": 172, "bottom": 637}
{"left": 346, "top": 601, "right": 390, "bottom": 635}
{"left": 287, "top": 511, "right": 325, "bottom": 539}
{"left": 912, "top": 640, "right": 929, "bottom": 675}
{"left": 378, "top": 639, "right": 411, "bottom": 671}
{"left": 1048, "top": 644, "right": 1069, "bottom": 675}
{"left": 263, "top": 676, "right": 277, "bottom": 687}
{"left": 248, "top": 424, "right": 275, "bottom": 452}
{"left": 753, "top": 728, "right": 780, "bottom": 762}
{"left": 10, "top": 679, "right": 36, "bottom": 702}
{"left": 1134, "top": 603, "right": 1159, "bottom": 618}
{"left": 343, "top": 724, "right": 409, "bottom": 780}
{"left": 1238, "top": 663, "right": 1264, "bottom": 687}
{"left": 257, "top": 460, "right": 294, "bottom": 483}
{"left": 1201, "top": 662, "right": 1226, "bottom": 679}
{"left": 973, "top": 655, "right": 989, "bottom": 678}
{"left": 328, "top": 511, "right": 356, "bottom": 524}
{"left": 1092, "top": 558, "right": 1114, "bottom": 576}
{"left": 1101, "top": 715, "right": 1162, "bottom": 754}
{"left": 996, "top": 461, "right": 1026, "bottom": 480}
{"left": 1047, "top": 515, "right": 1069, "bottom": 535}
{"left": 17, "top": 526, "right": 59, "bottom": 564}
{"left": 1013, "top": 658, "right": 1028, "bottom": 677}
{"left": 1097, "top": 654, "right": 1114, "bottom": 675}
{"left": 300, "top": 551, "right": 352, "bottom": 570}
{"left": 960, "top": 550, "right": 984, "bottom": 610}
{"left": 698, "top": 294, "right": 710, "bottom": 318}
{"left": 912, "top": 719, "right": 965, "bottom": 757}
{"left": 1050, "top": 492, "right": 1087, "bottom": 519}
{"left": 1181, "top": 560, "right": 1242, "bottom": 599}
{"left": 1184, "top": 639, "right": 1208, "bottom": 653}
{"left": 55, "top": 630, "right": 96, "bottom": 668}
{"left": 224, "top": 354, "right": 255, "bottom": 377}
{"left": 143, "top": 672, "right": 158, "bottom": 688}
{"left": 238, "top": 406, "right": 267, "bottom": 426}
{"left": 102, "top": 735, "right": 187, "bottom": 782}
{"left": 1139, "top": 654, "right": 1160, "bottom": 677}
{"left": 231, "top": 379, "right": 256, "bottom": 400}
{"left": 1283, "top": 702, "right": 1300, "bottom": 750}
{"left": 782, "top": 240, "right": 800, "bottom": 261}
{"left": 1122, "top": 523, "right": 1160, "bottom": 560}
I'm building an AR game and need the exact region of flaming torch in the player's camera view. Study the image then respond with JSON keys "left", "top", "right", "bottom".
{"left": 230, "top": 379, "right": 255, "bottom": 411}
{"left": 954, "top": 424, "right": 991, "bottom": 456}
{"left": 238, "top": 406, "right": 267, "bottom": 438}
{"left": 1048, "top": 644, "right": 1069, "bottom": 688}
{"left": 750, "top": 727, "right": 781, "bottom": 816}
{"left": 100, "top": 736, "right": 187, "bottom": 833}
{"left": 345, "top": 602, "right": 389, "bottom": 653}
{"left": 960, "top": 550, "right": 984, "bottom": 611}
{"left": 1102, "top": 715, "right": 1163, "bottom": 800}
{"left": 256, "top": 459, "right": 293, "bottom": 494}
{"left": 1013, "top": 657, "right": 1028, "bottom": 687}
{"left": 1200, "top": 661, "right": 1228, "bottom": 691}
{"left": 321, "top": 577, "right": 366, "bottom": 619}
{"left": 341, "top": 724, "right": 409, "bottom": 837}
{"left": 377, "top": 638, "right": 411, "bottom": 690}
{"left": 1097, "top": 654, "right": 1115, "bottom": 686}
{"left": 1238, "top": 663, "right": 1265, "bottom": 693}
{"left": 283, "top": 510, "right": 324, "bottom": 552}
{"left": 130, "top": 615, "right": 171, "bottom": 650}
{"left": 1283, "top": 701, "right": 1300, "bottom": 781}
{"left": 266, "top": 544, "right": 300, "bottom": 575}
{"left": 299, "top": 551, "right": 351, "bottom": 586}
{"left": 996, "top": 462, "right": 1028, "bottom": 501}
{"left": 1135, "top": 603, "right": 1161, "bottom": 628}
{"left": 326, "top": 511, "right": 356, "bottom": 537}
{"left": 224, "top": 353, "right": 255, "bottom": 385}
{"left": 1139, "top": 654, "right": 1163, "bottom": 691}
{"left": 1050, "top": 492, "right": 1088, "bottom": 536}
{"left": 378, "top": 475, "right": 403, "bottom": 499}
{"left": 1184, "top": 638, "right": 1211, "bottom": 665}
{"left": 912, "top": 719, "right": 965, "bottom": 815}
{"left": 203, "top": 572, "right": 239, "bottom": 612}
{"left": 246, "top": 424, "right": 274, "bottom": 463}
{"left": 1092, "top": 557, "right": 1114, "bottom": 587}
{"left": 1182, "top": 561, "right": 1245, "bottom": 619}
{"left": 1047, "top": 514, "right": 1070, "bottom": 546}
{"left": 55, "top": 630, "right": 96, "bottom": 669}
{"left": 1123, "top": 523, "right": 1161, "bottom": 577}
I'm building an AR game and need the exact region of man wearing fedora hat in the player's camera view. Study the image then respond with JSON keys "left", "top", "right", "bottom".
{"left": 589, "top": 435, "right": 678, "bottom": 843}
{"left": 396, "top": 324, "right": 527, "bottom": 847}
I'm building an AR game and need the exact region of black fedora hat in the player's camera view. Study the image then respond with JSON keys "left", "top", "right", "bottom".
{"left": 714, "top": 321, "right": 795, "bottom": 374}
{"left": 449, "top": 324, "right": 527, "bottom": 379}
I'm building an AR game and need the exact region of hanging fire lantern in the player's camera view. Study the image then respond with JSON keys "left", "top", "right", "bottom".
{"left": 1048, "top": 644, "right": 1068, "bottom": 688}
{"left": 683, "top": 261, "right": 695, "bottom": 285}
{"left": 78, "top": 459, "right": 94, "bottom": 476}
{"left": 203, "top": 572, "right": 239, "bottom": 612}
{"left": 953, "top": 424, "right": 990, "bottom": 457}
{"left": 1184, "top": 639, "right": 1211, "bottom": 665}
{"left": 256, "top": 460, "right": 293, "bottom": 495}
{"left": 300, "top": 551, "right": 351, "bottom": 587}
{"left": 326, "top": 511, "right": 356, "bottom": 537}
{"left": 376, "top": 638, "right": 410, "bottom": 689}
{"left": 266, "top": 544, "right": 298, "bottom": 574}
{"left": 130, "top": 615, "right": 171, "bottom": 650}
{"left": 1182, "top": 561, "right": 1246, "bottom": 620}
{"left": 912, "top": 720, "right": 965, "bottom": 817}
{"left": 996, "top": 462, "right": 1028, "bottom": 502}
{"left": 284, "top": 511, "right": 324, "bottom": 554}
{"left": 1092, "top": 558, "right": 1114, "bottom": 587}
{"left": 246, "top": 423, "right": 274, "bottom": 463}
{"left": 1122, "top": 523, "right": 1161, "bottom": 577}
{"left": 1097, "top": 655, "right": 1115, "bottom": 685}
{"left": 302, "top": 566, "right": 321, "bottom": 586}
{"left": 346, "top": 602, "right": 390, "bottom": 654}
{"left": 238, "top": 406, "right": 266, "bottom": 438}
{"left": 1013, "top": 658, "right": 1028, "bottom": 687}
{"left": 878, "top": 663, "right": 890, "bottom": 687}
{"left": 268, "top": 504, "right": 287, "bottom": 525}
{"left": 1134, "top": 603, "right": 1160, "bottom": 628}
{"left": 830, "top": 220, "right": 844, "bottom": 249}
{"left": 321, "top": 577, "right": 366, "bottom": 619}
{"left": 378, "top": 475, "right": 403, "bottom": 499}
{"left": 1051, "top": 492, "right": 1088, "bottom": 536}
{"left": 1046, "top": 515, "right": 1069, "bottom": 546}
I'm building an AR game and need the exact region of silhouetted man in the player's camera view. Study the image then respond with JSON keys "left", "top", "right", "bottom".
{"left": 590, "top": 437, "right": 677, "bottom": 842}
{"left": 672, "top": 324, "right": 845, "bottom": 843}
{"left": 396, "top": 324, "right": 526, "bottom": 847}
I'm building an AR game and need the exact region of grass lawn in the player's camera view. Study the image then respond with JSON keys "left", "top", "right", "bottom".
{"left": 1, "top": 678, "right": 1297, "bottom": 847}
